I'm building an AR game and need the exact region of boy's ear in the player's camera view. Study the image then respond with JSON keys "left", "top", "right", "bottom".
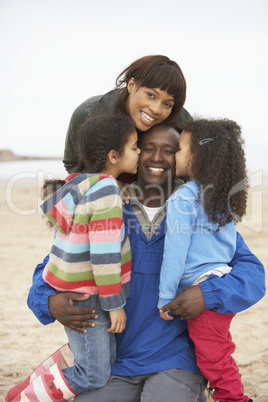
{"left": 107, "top": 149, "right": 119, "bottom": 165}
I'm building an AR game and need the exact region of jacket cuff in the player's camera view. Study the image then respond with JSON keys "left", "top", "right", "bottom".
{"left": 157, "top": 297, "right": 173, "bottom": 309}
{"left": 38, "top": 291, "right": 57, "bottom": 324}
{"left": 199, "top": 278, "right": 221, "bottom": 311}
{"left": 100, "top": 283, "right": 130, "bottom": 311}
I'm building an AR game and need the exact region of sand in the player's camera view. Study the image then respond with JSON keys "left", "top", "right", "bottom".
{"left": 0, "top": 179, "right": 267, "bottom": 401}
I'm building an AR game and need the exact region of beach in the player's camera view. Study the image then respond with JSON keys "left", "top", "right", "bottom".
{"left": 0, "top": 166, "right": 267, "bottom": 401}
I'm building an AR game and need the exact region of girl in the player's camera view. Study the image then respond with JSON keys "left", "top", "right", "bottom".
{"left": 63, "top": 55, "right": 190, "bottom": 175}
{"left": 7, "top": 115, "right": 140, "bottom": 401}
{"left": 158, "top": 118, "right": 252, "bottom": 402}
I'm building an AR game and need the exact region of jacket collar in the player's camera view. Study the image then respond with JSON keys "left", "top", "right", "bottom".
{"left": 125, "top": 179, "right": 183, "bottom": 242}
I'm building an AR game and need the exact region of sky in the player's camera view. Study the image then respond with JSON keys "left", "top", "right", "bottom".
{"left": 1, "top": 0, "right": 268, "bottom": 177}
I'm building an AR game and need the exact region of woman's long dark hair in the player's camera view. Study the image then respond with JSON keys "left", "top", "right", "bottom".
{"left": 115, "top": 55, "right": 186, "bottom": 121}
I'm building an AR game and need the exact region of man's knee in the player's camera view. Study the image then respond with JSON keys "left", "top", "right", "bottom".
{"left": 140, "top": 369, "right": 207, "bottom": 402}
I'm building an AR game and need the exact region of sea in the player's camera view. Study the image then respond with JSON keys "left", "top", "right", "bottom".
{"left": 0, "top": 159, "right": 67, "bottom": 186}
{"left": 1, "top": 158, "right": 267, "bottom": 187}
{"left": 1, "top": 158, "right": 267, "bottom": 233}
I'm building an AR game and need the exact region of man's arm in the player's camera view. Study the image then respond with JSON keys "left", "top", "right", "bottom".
{"left": 160, "top": 232, "right": 266, "bottom": 319}
{"left": 27, "top": 255, "right": 98, "bottom": 332}
{"left": 27, "top": 254, "right": 57, "bottom": 325}
{"left": 200, "top": 231, "right": 266, "bottom": 313}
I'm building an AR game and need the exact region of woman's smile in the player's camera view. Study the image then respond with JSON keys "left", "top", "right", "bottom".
{"left": 126, "top": 78, "right": 174, "bottom": 131}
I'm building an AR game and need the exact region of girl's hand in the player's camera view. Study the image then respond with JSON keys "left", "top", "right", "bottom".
{"left": 107, "top": 308, "right": 126, "bottom": 333}
{"left": 159, "top": 286, "right": 205, "bottom": 320}
{"left": 159, "top": 309, "right": 174, "bottom": 321}
{"left": 117, "top": 181, "right": 130, "bottom": 205}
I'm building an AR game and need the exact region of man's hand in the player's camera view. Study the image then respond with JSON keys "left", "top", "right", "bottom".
{"left": 48, "top": 292, "right": 98, "bottom": 333}
{"left": 159, "top": 286, "right": 206, "bottom": 320}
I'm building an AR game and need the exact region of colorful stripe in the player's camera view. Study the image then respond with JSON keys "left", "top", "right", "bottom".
{"left": 41, "top": 173, "right": 131, "bottom": 310}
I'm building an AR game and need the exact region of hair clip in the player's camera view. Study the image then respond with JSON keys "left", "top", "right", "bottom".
{"left": 199, "top": 138, "right": 213, "bottom": 145}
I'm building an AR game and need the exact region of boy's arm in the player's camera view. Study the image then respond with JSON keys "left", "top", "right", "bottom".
{"left": 160, "top": 232, "right": 266, "bottom": 319}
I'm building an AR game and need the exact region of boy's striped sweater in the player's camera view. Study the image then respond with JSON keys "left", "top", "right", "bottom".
{"left": 40, "top": 173, "right": 131, "bottom": 311}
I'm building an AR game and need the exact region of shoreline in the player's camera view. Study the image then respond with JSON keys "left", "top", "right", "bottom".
{"left": 0, "top": 148, "right": 62, "bottom": 162}
{"left": 0, "top": 156, "right": 62, "bottom": 162}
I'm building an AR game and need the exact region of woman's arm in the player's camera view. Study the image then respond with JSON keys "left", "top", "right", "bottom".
{"left": 160, "top": 232, "right": 266, "bottom": 319}
{"left": 63, "top": 96, "right": 102, "bottom": 173}
{"left": 62, "top": 101, "right": 88, "bottom": 173}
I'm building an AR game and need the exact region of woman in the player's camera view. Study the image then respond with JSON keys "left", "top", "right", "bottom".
{"left": 63, "top": 55, "right": 191, "bottom": 174}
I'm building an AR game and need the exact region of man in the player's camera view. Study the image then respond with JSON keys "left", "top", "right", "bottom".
{"left": 26, "top": 124, "right": 265, "bottom": 401}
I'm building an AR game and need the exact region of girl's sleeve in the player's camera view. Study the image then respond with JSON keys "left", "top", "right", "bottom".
{"left": 89, "top": 181, "right": 129, "bottom": 311}
{"left": 199, "top": 231, "right": 266, "bottom": 313}
{"left": 27, "top": 254, "right": 57, "bottom": 325}
{"left": 158, "top": 195, "right": 195, "bottom": 309}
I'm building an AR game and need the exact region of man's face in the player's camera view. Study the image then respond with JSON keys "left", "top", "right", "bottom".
{"left": 137, "top": 124, "right": 180, "bottom": 190}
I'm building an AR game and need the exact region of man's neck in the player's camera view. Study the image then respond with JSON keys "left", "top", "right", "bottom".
{"left": 135, "top": 182, "right": 174, "bottom": 208}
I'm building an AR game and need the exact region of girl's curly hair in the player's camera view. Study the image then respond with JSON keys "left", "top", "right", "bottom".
{"left": 181, "top": 118, "right": 248, "bottom": 230}
{"left": 41, "top": 115, "right": 136, "bottom": 228}
{"left": 75, "top": 114, "right": 136, "bottom": 173}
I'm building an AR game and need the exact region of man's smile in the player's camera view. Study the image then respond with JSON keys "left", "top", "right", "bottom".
{"left": 147, "top": 167, "right": 165, "bottom": 173}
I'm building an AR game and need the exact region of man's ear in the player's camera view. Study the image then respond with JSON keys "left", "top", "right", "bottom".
{"left": 127, "top": 77, "right": 136, "bottom": 94}
{"left": 107, "top": 149, "right": 119, "bottom": 165}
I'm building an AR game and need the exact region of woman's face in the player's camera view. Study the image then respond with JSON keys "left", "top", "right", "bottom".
{"left": 125, "top": 78, "right": 175, "bottom": 132}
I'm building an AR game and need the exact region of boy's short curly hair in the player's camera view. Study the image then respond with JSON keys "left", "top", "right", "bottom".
{"left": 181, "top": 118, "right": 248, "bottom": 229}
